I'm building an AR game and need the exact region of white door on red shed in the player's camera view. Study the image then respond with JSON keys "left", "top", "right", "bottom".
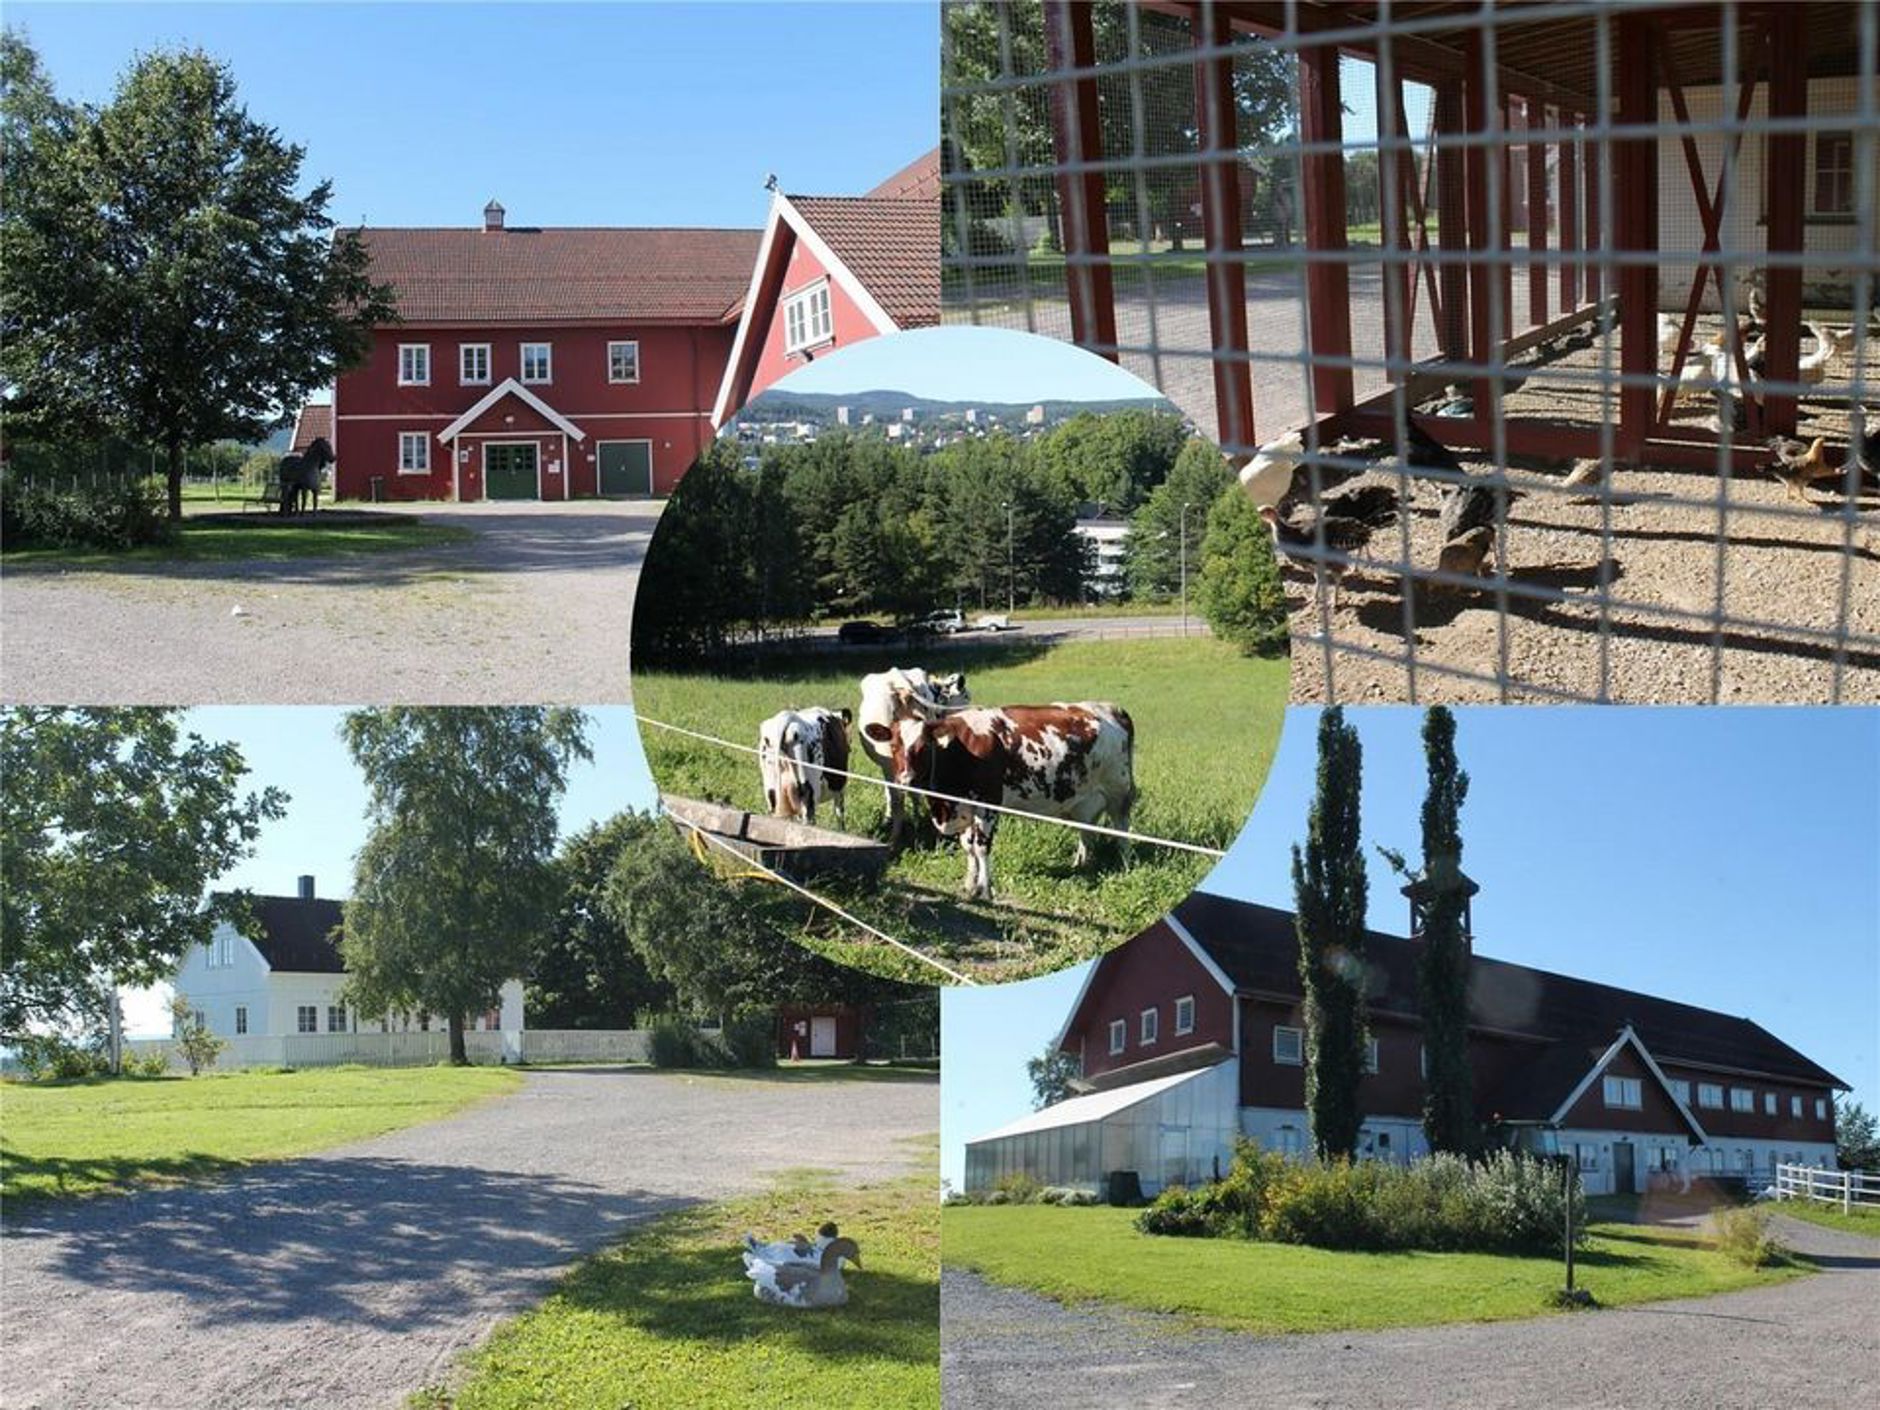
{"left": 810, "top": 1015, "right": 837, "bottom": 1058}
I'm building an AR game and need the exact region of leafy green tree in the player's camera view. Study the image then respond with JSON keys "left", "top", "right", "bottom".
{"left": 527, "top": 813, "right": 676, "bottom": 1030}
{"left": 0, "top": 37, "right": 395, "bottom": 518}
{"left": 1027, "top": 1045, "right": 1081, "bottom": 1109}
{"left": 0, "top": 709, "right": 286, "bottom": 1048}
{"left": 1838, "top": 1098, "right": 1880, "bottom": 1173}
{"left": 339, "top": 708, "right": 592, "bottom": 1064}
{"left": 168, "top": 992, "right": 226, "bottom": 1076}
{"left": 1125, "top": 439, "right": 1237, "bottom": 598}
{"left": 1292, "top": 706, "right": 1369, "bottom": 1161}
{"left": 1381, "top": 707, "right": 1477, "bottom": 1156}
{"left": 1030, "top": 410, "right": 1188, "bottom": 513}
{"left": 632, "top": 441, "right": 756, "bottom": 663}
{"left": 1194, "top": 486, "right": 1288, "bottom": 655}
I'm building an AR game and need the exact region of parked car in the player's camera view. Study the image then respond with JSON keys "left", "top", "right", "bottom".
{"left": 972, "top": 613, "right": 1013, "bottom": 632}
{"left": 915, "top": 609, "right": 966, "bottom": 635}
{"left": 838, "top": 620, "right": 898, "bottom": 645}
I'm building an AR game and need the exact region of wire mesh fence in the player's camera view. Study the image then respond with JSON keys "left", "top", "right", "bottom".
{"left": 942, "top": 0, "right": 1879, "bottom": 703}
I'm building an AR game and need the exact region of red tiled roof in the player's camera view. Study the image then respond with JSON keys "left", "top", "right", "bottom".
{"left": 291, "top": 403, "right": 331, "bottom": 452}
{"left": 866, "top": 147, "right": 942, "bottom": 202}
{"left": 786, "top": 195, "right": 939, "bottom": 330}
{"left": 351, "top": 226, "right": 763, "bottom": 325}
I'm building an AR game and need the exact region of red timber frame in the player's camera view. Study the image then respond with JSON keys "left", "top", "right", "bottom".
{"left": 1040, "top": 2, "right": 1817, "bottom": 471}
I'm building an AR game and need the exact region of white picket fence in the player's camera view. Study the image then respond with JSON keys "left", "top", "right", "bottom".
{"left": 1773, "top": 1162, "right": 1880, "bottom": 1214}
{"left": 125, "top": 1028, "right": 653, "bottom": 1071}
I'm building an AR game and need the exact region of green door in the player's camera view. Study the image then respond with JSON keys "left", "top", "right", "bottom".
{"left": 485, "top": 444, "right": 539, "bottom": 500}
{"left": 597, "top": 440, "right": 653, "bottom": 497}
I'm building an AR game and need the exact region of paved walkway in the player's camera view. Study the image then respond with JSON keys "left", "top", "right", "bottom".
{"left": 1, "top": 500, "right": 660, "bottom": 705}
{"left": 1, "top": 1067, "right": 935, "bottom": 1410}
{"left": 941, "top": 1215, "right": 1879, "bottom": 1410}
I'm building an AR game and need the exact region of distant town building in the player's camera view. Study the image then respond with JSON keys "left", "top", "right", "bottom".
{"left": 1026, "top": 403, "right": 1047, "bottom": 426}
{"left": 1074, "top": 516, "right": 1131, "bottom": 598}
{"left": 901, "top": 407, "right": 916, "bottom": 423}
{"left": 836, "top": 405, "right": 851, "bottom": 426}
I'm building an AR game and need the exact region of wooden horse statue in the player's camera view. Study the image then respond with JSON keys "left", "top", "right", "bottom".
{"left": 277, "top": 436, "right": 335, "bottom": 514}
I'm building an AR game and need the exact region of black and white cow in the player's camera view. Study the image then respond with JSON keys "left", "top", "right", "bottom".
{"left": 757, "top": 707, "right": 852, "bottom": 827}
{"left": 855, "top": 667, "right": 970, "bottom": 845}
{"left": 863, "top": 701, "right": 1136, "bottom": 901}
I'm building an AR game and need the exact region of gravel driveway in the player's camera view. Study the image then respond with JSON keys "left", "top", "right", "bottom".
{"left": 1, "top": 1066, "right": 935, "bottom": 1410}
{"left": 1, "top": 500, "right": 661, "bottom": 705}
{"left": 941, "top": 1214, "right": 1878, "bottom": 1410}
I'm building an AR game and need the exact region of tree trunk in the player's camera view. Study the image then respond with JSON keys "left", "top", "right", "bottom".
{"left": 165, "top": 440, "right": 185, "bottom": 521}
{"left": 448, "top": 1012, "right": 468, "bottom": 1065}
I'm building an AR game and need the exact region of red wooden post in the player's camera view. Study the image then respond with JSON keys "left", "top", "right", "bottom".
{"left": 1526, "top": 97, "right": 1550, "bottom": 326}
{"left": 1193, "top": 2, "right": 1256, "bottom": 450}
{"left": 1558, "top": 114, "right": 1581, "bottom": 310}
{"left": 1299, "top": 38, "right": 1354, "bottom": 413}
{"left": 1500, "top": 95, "right": 1515, "bottom": 338}
{"left": 1043, "top": 0, "right": 1118, "bottom": 360}
{"left": 1377, "top": 66, "right": 1413, "bottom": 378}
{"left": 1763, "top": 3, "right": 1807, "bottom": 436}
{"left": 1464, "top": 34, "right": 1497, "bottom": 407}
{"left": 1434, "top": 81, "right": 1470, "bottom": 365}
{"left": 1614, "top": 12, "right": 1658, "bottom": 460}
{"left": 1583, "top": 122, "right": 1603, "bottom": 305}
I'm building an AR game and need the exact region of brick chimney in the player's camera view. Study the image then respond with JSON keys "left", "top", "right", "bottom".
{"left": 1403, "top": 869, "right": 1479, "bottom": 951}
{"left": 483, "top": 199, "right": 505, "bottom": 233}
{"left": 298, "top": 874, "right": 316, "bottom": 900}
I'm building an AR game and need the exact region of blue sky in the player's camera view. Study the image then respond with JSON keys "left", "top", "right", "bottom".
{"left": 758, "top": 326, "right": 1174, "bottom": 404}
{"left": 7, "top": 3, "right": 936, "bottom": 229}
{"left": 942, "top": 706, "right": 1880, "bottom": 1191}
{"left": 121, "top": 705, "right": 657, "bottom": 1034}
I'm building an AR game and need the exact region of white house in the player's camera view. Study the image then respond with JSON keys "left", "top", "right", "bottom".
{"left": 171, "top": 875, "right": 525, "bottom": 1046}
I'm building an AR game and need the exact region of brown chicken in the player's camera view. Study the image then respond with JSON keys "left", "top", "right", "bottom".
{"left": 1260, "top": 486, "right": 1399, "bottom": 613}
{"left": 1765, "top": 437, "right": 1836, "bottom": 501}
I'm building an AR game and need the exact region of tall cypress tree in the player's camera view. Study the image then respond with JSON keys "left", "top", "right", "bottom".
{"left": 1291, "top": 707, "right": 1369, "bottom": 1161}
{"left": 1410, "top": 707, "right": 1477, "bottom": 1154}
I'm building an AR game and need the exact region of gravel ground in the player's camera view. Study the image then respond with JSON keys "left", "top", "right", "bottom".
{"left": 0, "top": 1066, "right": 936, "bottom": 1410}
{"left": 0, "top": 500, "right": 660, "bottom": 705}
{"left": 941, "top": 1213, "right": 1879, "bottom": 1410}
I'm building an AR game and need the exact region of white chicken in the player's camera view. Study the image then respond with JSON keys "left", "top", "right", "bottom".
{"left": 1237, "top": 429, "right": 1305, "bottom": 510}
{"left": 1657, "top": 312, "right": 1684, "bottom": 359}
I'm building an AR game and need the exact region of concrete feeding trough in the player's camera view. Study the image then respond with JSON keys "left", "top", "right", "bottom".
{"left": 662, "top": 795, "right": 889, "bottom": 887}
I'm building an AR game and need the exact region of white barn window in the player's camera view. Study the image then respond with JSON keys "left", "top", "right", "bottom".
{"left": 1173, "top": 995, "right": 1195, "bottom": 1035}
{"left": 1730, "top": 1088, "right": 1755, "bottom": 1113}
{"left": 398, "top": 433, "right": 431, "bottom": 474}
{"left": 1363, "top": 1037, "right": 1380, "bottom": 1075}
{"left": 234, "top": 1006, "right": 247, "bottom": 1036}
{"left": 1764, "top": 1092, "right": 1777, "bottom": 1115}
{"left": 608, "top": 340, "right": 640, "bottom": 383}
{"left": 297, "top": 1005, "right": 317, "bottom": 1033}
{"left": 1273, "top": 1025, "right": 1303, "bottom": 1065}
{"left": 328, "top": 1005, "right": 347, "bottom": 1034}
{"left": 1140, "top": 1007, "right": 1158, "bottom": 1046}
{"left": 1698, "top": 1083, "right": 1724, "bottom": 1109}
{"left": 1791, "top": 1095, "right": 1802, "bottom": 1118}
{"left": 1815, "top": 1098, "right": 1828, "bottom": 1121}
{"left": 460, "top": 343, "right": 491, "bottom": 384}
{"left": 783, "top": 280, "right": 833, "bottom": 353}
{"left": 1108, "top": 1019, "right": 1125, "bottom": 1056}
{"left": 397, "top": 343, "right": 430, "bottom": 385}
{"left": 1603, "top": 1075, "right": 1643, "bottom": 1110}
{"left": 1669, "top": 1078, "right": 1691, "bottom": 1105}
{"left": 521, "top": 342, "right": 553, "bottom": 383}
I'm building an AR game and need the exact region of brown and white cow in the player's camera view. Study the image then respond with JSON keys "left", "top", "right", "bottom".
{"left": 855, "top": 667, "right": 970, "bottom": 845}
{"left": 757, "top": 707, "right": 852, "bottom": 827}
{"left": 863, "top": 702, "right": 1136, "bottom": 900}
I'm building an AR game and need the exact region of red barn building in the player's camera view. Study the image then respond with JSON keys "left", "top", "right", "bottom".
{"left": 712, "top": 149, "right": 941, "bottom": 427}
{"left": 326, "top": 205, "right": 760, "bottom": 501}
{"left": 965, "top": 884, "right": 1846, "bottom": 1198}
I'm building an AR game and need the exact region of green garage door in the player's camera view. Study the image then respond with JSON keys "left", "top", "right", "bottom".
{"left": 597, "top": 440, "right": 653, "bottom": 497}
{"left": 485, "top": 444, "right": 539, "bottom": 500}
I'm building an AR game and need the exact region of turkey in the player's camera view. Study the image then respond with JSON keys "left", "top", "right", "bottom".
{"left": 1259, "top": 485, "right": 1399, "bottom": 613}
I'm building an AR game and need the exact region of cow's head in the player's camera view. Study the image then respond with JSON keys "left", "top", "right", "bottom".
{"left": 862, "top": 716, "right": 970, "bottom": 832}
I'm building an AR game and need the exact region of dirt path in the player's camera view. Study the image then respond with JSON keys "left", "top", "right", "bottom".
{"left": 1, "top": 501, "right": 660, "bottom": 705}
{"left": 1, "top": 1066, "right": 935, "bottom": 1410}
{"left": 941, "top": 1215, "right": 1879, "bottom": 1410}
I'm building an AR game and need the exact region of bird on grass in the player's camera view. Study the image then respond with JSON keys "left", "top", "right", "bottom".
{"left": 742, "top": 1226, "right": 862, "bottom": 1309}
{"left": 1259, "top": 485, "right": 1399, "bottom": 613}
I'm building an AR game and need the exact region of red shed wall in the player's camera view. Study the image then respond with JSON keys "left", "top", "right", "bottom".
{"left": 744, "top": 237, "right": 886, "bottom": 409}
{"left": 1238, "top": 996, "right": 1429, "bottom": 1119}
{"left": 775, "top": 1005, "right": 861, "bottom": 1060}
{"left": 1062, "top": 921, "right": 1232, "bottom": 1080}
{"left": 1560, "top": 1044, "right": 1692, "bottom": 1135}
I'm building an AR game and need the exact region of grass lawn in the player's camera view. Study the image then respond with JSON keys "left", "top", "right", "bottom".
{"left": 942, "top": 1205, "right": 1807, "bottom": 1335}
{"left": 636, "top": 636, "right": 1289, "bottom": 983}
{"left": 1769, "top": 1199, "right": 1880, "bottom": 1238}
{"left": 417, "top": 1146, "right": 940, "bottom": 1410}
{"left": 0, "top": 1064, "right": 520, "bottom": 1201}
{"left": 2, "top": 514, "right": 472, "bottom": 568}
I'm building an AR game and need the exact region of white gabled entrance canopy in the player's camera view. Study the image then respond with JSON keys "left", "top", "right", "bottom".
{"left": 1550, "top": 1024, "right": 1710, "bottom": 1144}
{"left": 436, "top": 377, "right": 587, "bottom": 444}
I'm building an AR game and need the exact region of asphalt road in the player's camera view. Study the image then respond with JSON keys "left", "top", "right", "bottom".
{"left": 793, "top": 616, "right": 1214, "bottom": 650}
{"left": 940, "top": 1214, "right": 1879, "bottom": 1410}
{"left": 1, "top": 1066, "right": 936, "bottom": 1410}
{"left": 1, "top": 500, "right": 660, "bottom": 705}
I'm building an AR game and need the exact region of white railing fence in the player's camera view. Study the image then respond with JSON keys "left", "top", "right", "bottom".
{"left": 124, "top": 1027, "right": 653, "bottom": 1072}
{"left": 1774, "top": 1162, "right": 1880, "bottom": 1214}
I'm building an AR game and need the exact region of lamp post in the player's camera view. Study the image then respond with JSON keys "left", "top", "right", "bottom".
{"left": 1178, "top": 502, "right": 1195, "bottom": 637}
{"left": 1002, "top": 499, "right": 1015, "bottom": 613}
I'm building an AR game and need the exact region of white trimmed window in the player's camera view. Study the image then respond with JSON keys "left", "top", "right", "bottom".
{"left": 1140, "top": 1007, "right": 1158, "bottom": 1046}
{"left": 1816, "top": 1098, "right": 1828, "bottom": 1121}
{"left": 1173, "top": 995, "right": 1195, "bottom": 1036}
{"left": 1603, "top": 1075, "right": 1643, "bottom": 1110}
{"left": 1669, "top": 1078, "right": 1691, "bottom": 1106}
{"left": 1273, "top": 1025, "right": 1303, "bottom": 1066}
{"left": 459, "top": 343, "right": 491, "bottom": 385}
{"left": 1814, "top": 130, "right": 1854, "bottom": 216}
{"left": 1698, "top": 1082, "right": 1724, "bottom": 1109}
{"left": 783, "top": 280, "right": 834, "bottom": 353}
{"left": 398, "top": 343, "right": 430, "bottom": 385}
{"left": 328, "top": 1005, "right": 347, "bottom": 1034}
{"left": 1791, "top": 1095, "right": 1803, "bottom": 1118}
{"left": 1730, "top": 1087, "right": 1755, "bottom": 1113}
{"left": 1763, "top": 1092, "right": 1777, "bottom": 1116}
{"left": 1108, "top": 1018, "right": 1127, "bottom": 1056}
{"left": 398, "top": 432, "right": 431, "bottom": 474}
{"left": 1363, "top": 1037, "right": 1380, "bottom": 1075}
{"left": 521, "top": 341, "right": 552, "bottom": 383}
{"left": 1574, "top": 1143, "right": 1600, "bottom": 1171}
{"left": 235, "top": 1006, "right": 247, "bottom": 1036}
{"left": 297, "top": 1005, "right": 317, "bottom": 1034}
{"left": 1652, "top": 1146, "right": 1680, "bottom": 1173}
{"left": 607, "top": 340, "right": 640, "bottom": 383}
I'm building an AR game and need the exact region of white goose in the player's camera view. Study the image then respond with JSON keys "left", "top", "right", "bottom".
{"left": 741, "top": 1229, "right": 862, "bottom": 1309}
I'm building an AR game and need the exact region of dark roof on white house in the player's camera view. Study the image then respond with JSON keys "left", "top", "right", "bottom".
{"left": 232, "top": 893, "right": 346, "bottom": 973}
{"left": 1170, "top": 890, "right": 1848, "bottom": 1092}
